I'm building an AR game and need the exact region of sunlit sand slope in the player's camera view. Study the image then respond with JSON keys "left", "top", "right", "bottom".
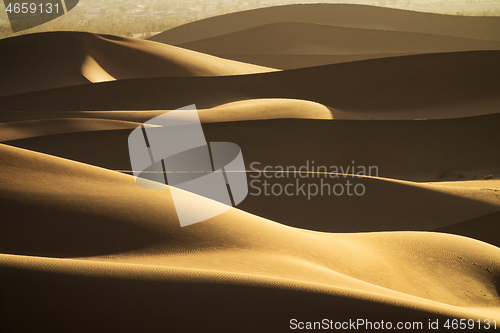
{"left": 1, "top": 51, "right": 497, "bottom": 121}
{"left": 0, "top": 99, "right": 334, "bottom": 124}
{"left": 0, "top": 118, "right": 145, "bottom": 142}
{"left": 4, "top": 113, "right": 499, "bottom": 182}
{"left": 0, "top": 32, "right": 276, "bottom": 97}
{"left": 0, "top": 144, "right": 499, "bottom": 332}
{"left": 2, "top": 111, "right": 499, "bottom": 236}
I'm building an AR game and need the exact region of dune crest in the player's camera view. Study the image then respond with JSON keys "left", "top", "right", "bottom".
{"left": 0, "top": 118, "right": 152, "bottom": 142}
{"left": 0, "top": 99, "right": 334, "bottom": 126}
{"left": 150, "top": 4, "right": 500, "bottom": 45}
{"left": 0, "top": 32, "right": 277, "bottom": 97}
{"left": 1, "top": 51, "right": 498, "bottom": 120}
{"left": 176, "top": 22, "right": 500, "bottom": 69}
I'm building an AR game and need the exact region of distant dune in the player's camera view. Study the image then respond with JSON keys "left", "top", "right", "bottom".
{"left": 0, "top": 118, "right": 146, "bottom": 142}
{"left": 176, "top": 22, "right": 500, "bottom": 69}
{"left": 150, "top": 4, "right": 500, "bottom": 45}
{"left": 0, "top": 99, "right": 334, "bottom": 124}
{"left": 1, "top": 51, "right": 498, "bottom": 120}
{"left": 150, "top": 4, "right": 500, "bottom": 68}
{"left": 3, "top": 112, "right": 499, "bottom": 234}
{"left": 0, "top": 32, "right": 276, "bottom": 97}
{"left": 213, "top": 53, "right": 414, "bottom": 70}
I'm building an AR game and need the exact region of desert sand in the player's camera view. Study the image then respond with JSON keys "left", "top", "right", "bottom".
{"left": 0, "top": 32, "right": 276, "bottom": 97}
{"left": 1, "top": 50, "right": 498, "bottom": 120}
{"left": 175, "top": 22, "right": 500, "bottom": 69}
{"left": 0, "top": 4, "right": 499, "bottom": 332}
{"left": 150, "top": 4, "right": 500, "bottom": 69}
{"left": 1, "top": 143, "right": 499, "bottom": 332}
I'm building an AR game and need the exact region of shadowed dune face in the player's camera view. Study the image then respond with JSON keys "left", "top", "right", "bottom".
{"left": 178, "top": 22, "right": 500, "bottom": 56}
{"left": 2, "top": 113, "right": 500, "bottom": 235}
{"left": 436, "top": 211, "right": 500, "bottom": 248}
{"left": 175, "top": 22, "right": 500, "bottom": 69}
{"left": 149, "top": 4, "right": 500, "bottom": 45}
{"left": 0, "top": 32, "right": 276, "bottom": 97}
{"left": 5, "top": 114, "right": 499, "bottom": 181}
{"left": 0, "top": 118, "right": 145, "bottom": 142}
{"left": 81, "top": 34, "right": 277, "bottom": 80}
{"left": 149, "top": 3, "right": 500, "bottom": 69}
{"left": 0, "top": 99, "right": 334, "bottom": 126}
{"left": 1, "top": 51, "right": 498, "bottom": 116}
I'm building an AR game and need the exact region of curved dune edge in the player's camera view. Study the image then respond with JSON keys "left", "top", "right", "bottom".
{"left": 0, "top": 114, "right": 498, "bottom": 233}
{"left": 2, "top": 112, "right": 500, "bottom": 184}
{"left": 84, "top": 34, "right": 278, "bottom": 81}
{"left": 0, "top": 143, "right": 499, "bottom": 324}
{"left": 2, "top": 98, "right": 500, "bottom": 125}
{"left": 237, "top": 173, "right": 500, "bottom": 233}
{"left": 149, "top": 4, "right": 500, "bottom": 45}
{"left": 1, "top": 127, "right": 498, "bottom": 233}
{"left": 0, "top": 118, "right": 155, "bottom": 142}
{"left": 149, "top": 4, "right": 500, "bottom": 70}
{"left": 2, "top": 112, "right": 499, "bottom": 184}
{"left": 1, "top": 51, "right": 497, "bottom": 118}
{"left": 0, "top": 99, "right": 335, "bottom": 125}
{"left": 177, "top": 22, "right": 500, "bottom": 57}
{"left": 0, "top": 32, "right": 277, "bottom": 97}
{"left": 204, "top": 99, "right": 334, "bottom": 121}
{"left": 214, "top": 52, "right": 419, "bottom": 69}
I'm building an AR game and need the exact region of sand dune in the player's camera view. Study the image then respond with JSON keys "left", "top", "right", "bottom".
{"left": 150, "top": 4, "right": 500, "bottom": 46}
{"left": 0, "top": 32, "right": 276, "bottom": 97}
{"left": 0, "top": 144, "right": 499, "bottom": 332}
{"left": 0, "top": 118, "right": 149, "bottom": 142}
{"left": 178, "top": 22, "right": 500, "bottom": 56}
{"left": 0, "top": 99, "right": 334, "bottom": 124}
{"left": 2, "top": 80, "right": 497, "bottom": 235}
{"left": 1, "top": 94, "right": 497, "bottom": 233}
{"left": 3, "top": 125, "right": 499, "bottom": 232}
{"left": 209, "top": 53, "right": 414, "bottom": 70}
{"left": 4, "top": 113, "right": 499, "bottom": 182}
{"left": 151, "top": 4, "right": 500, "bottom": 69}
{"left": 176, "top": 22, "right": 500, "bottom": 69}
{"left": 1, "top": 51, "right": 497, "bottom": 121}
